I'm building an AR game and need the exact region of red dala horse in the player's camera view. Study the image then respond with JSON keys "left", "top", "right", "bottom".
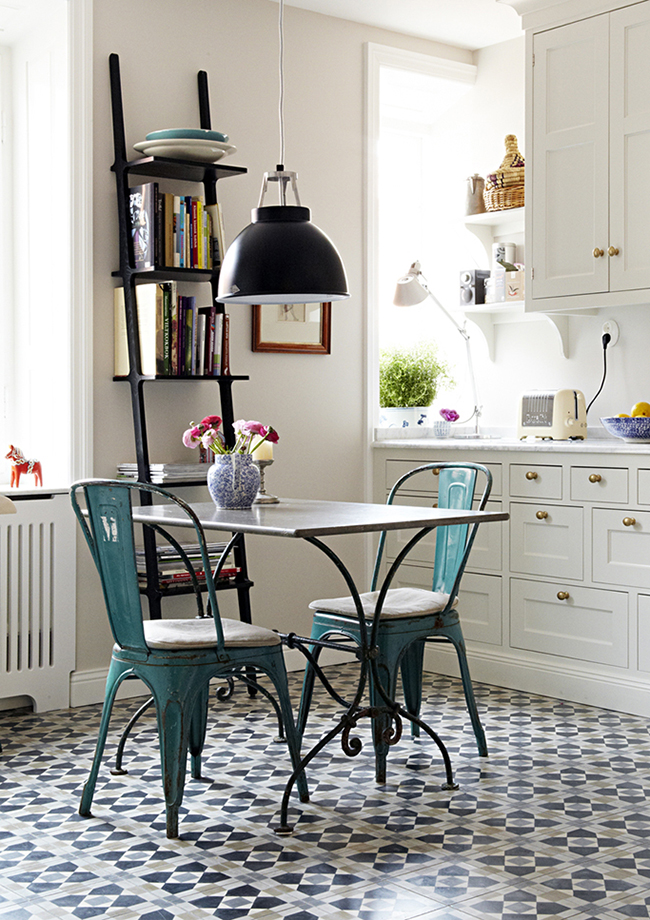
{"left": 5, "top": 445, "right": 43, "bottom": 487}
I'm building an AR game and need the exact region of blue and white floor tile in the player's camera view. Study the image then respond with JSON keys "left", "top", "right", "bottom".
{"left": 2, "top": 664, "right": 650, "bottom": 918}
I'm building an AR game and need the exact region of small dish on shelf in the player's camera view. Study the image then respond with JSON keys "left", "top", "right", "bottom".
{"left": 146, "top": 127, "right": 229, "bottom": 143}
{"left": 601, "top": 416, "right": 650, "bottom": 443}
{"left": 133, "top": 138, "right": 237, "bottom": 163}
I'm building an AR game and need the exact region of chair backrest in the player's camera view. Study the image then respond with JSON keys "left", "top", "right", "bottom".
{"left": 70, "top": 479, "right": 224, "bottom": 653}
{"left": 371, "top": 462, "right": 492, "bottom": 596}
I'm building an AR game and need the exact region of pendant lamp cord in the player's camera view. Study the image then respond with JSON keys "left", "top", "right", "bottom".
{"left": 278, "top": 0, "right": 286, "bottom": 180}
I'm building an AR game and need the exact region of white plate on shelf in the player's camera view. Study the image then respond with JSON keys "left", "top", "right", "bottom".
{"left": 146, "top": 127, "right": 229, "bottom": 143}
{"left": 133, "top": 137, "right": 237, "bottom": 163}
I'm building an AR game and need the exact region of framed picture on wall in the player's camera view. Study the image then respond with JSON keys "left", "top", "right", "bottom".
{"left": 251, "top": 303, "right": 332, "bottom": 354}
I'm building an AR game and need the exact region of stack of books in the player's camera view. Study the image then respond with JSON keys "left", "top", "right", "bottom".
{"left": 136, "top": 541, "right": 240, "bottom": 588}
{"left": 116, "top": 462, "right": 209, "bottom": 484}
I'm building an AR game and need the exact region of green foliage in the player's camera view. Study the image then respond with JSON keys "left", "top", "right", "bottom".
{"left": 379, "top": 341, "right": 453, "bottom": 408}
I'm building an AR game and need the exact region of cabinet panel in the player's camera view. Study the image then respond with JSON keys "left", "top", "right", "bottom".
{"left": 531, "top": 16, "right": 610, "bottom": 299}
{"left": 637, "top": 469, "right": 650, "bottom": 505}
{"left": 386, "top": 495, "right": 503, "bottom": 572}
{"left": 570, "top": 466, "right": 628, "bottom": 504}
{"left": 510, "top": 577, "right": 628, "bottom": 667}
{"left": 593, "top": 507, "right": 650, "bottom": 589}
{"left": 510, "top": 501, "right": 583, "bottom": 579}
{"left": 385, "top": 459, "right": 502, "bottom": 496}
{"left": 510, "top": 463, "right": 562, "bottom": 500}
{"left": 638, "top": 594, "right": 650, "bottom": 672}
{"left": 393, "top": 563, "right": 502, "bottom": 646}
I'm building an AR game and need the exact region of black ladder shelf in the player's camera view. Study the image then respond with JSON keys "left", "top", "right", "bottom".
{"left": 108, "top": 52, "right": 252, "bottom": 623}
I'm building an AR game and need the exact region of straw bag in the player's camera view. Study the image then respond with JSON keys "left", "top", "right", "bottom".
{"left": 484, "top": 134, "right": 525, "bottom": 211}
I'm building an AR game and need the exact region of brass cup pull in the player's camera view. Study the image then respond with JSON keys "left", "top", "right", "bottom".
{"left": 593, "top": 248, "right": 604, "bottom": 258}
{"left": 623, "top": 517, "right": 636, "bottom": 527}
{"left": 525, "top": 471, "right": 538, "bottom": 480}
{"left": 432, "top": 468, "right": 440, "bottom": 476}
{"left": 589, "top": 473, "right": 602, "bottom": 483}
{"left": 608, "top": 246, "right": 620, "bottom": 257}
{"left": 536, "top": 510, "right": 548, "bottom": 520}
{"left": 557, "top": 591, "right": 570, "bottom": 601}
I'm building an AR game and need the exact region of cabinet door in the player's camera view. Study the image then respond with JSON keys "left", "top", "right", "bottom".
{"left": 609, "top": 1, "right": 650, "bottom": 292}
{"left": 593, "top": 507, "right": 650, "bottom": 589}
{"left": 510, "top": 501, "right": 583, "bottom": 579}
{"left": 531, "top": 15, "right": 610, "bottom": 299}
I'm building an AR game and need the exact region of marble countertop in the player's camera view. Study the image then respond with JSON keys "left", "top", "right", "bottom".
{"left": 373, "top": 428, "right": 650, "bottom": 454}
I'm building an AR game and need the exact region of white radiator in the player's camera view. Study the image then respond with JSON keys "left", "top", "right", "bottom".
{"left": 0, "top": 491, "right": 76, "bottom": 711}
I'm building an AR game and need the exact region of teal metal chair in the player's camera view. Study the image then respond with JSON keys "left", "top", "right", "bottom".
{"left": 71, "top": 479, "right": 308, "bottom": 838}
{"left": 297, "top": 462, "right": 492, "bottom": 783}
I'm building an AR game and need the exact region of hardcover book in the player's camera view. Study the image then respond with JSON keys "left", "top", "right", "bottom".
{"left": 129, "top": 183, "right": 158, "bottom": 270}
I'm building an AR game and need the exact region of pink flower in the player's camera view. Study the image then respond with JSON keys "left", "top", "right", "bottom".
{"left": 440, "top": 408, "right": 459, "bottom": 422}
{"left": 182, "top": 426, "right": 201, "bottom": 448}
{"left": 200, "top": 415, "right": 222, "bottom": 430}
{"left": 184, "top": 416, "right": 278, "bottom": 455}
{"left": 260, "top": 426, "right": 279, "bottom": 444}
{"left": 233, "top": 419, "right": 264, "bottom": 437}
{"left": 201, "top": 428, "right": 218, "bottom": 449}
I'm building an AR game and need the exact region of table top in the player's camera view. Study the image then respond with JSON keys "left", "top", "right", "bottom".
{"left": 133, "top": 496, "right": 509, "bottom": 539}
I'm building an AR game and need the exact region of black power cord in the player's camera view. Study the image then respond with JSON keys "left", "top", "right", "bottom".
{"left": 586, "top": 332, "right": 612, "bottom": 416}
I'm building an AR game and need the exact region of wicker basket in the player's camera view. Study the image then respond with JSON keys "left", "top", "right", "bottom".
{"left": 484, "top": 184, "right": 525, "bottom": 211}
{"left": 484, "top": 134, "right": 525, "bottom": 211}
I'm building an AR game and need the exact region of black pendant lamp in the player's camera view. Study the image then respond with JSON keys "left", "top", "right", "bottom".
{"left": 217, "top": 0, "right": 349, "bottom": 306}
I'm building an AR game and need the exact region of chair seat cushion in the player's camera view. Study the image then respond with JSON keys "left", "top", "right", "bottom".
{"left": 143, "top": 617, "right": 282, "bottom": 649}
{"left": 309, "top": 587, "right": 458, "bottom": 620}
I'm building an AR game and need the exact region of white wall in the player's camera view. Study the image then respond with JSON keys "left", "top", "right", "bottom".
{"left": 77, "top": 0, "right": 473, "bottom": 680}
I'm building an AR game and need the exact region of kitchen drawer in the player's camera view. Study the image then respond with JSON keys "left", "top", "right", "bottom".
{"left": 510, "top": 577, "right": 628, "bottom": 667}
{"left": 386, "top": 495, "right": 503, "bottom": 572}
{"left": 638, "top": 595, "right": 650, "bottom": 673}
{"left": 510, "top": 501, "right": 583, "bottom": 579}
{"left": 637, "top": 470, "right": 650, "bottom": 505}
{"left": 392, "top": 563, "right": 502, "bottom": 646}
{"left": 510, "top": 463, "right": 562, "bottom": 500}
{"left": 570, "top": 466, "right": 628, "bottom": 504}
{"left": 593, "top": 508, "right": 650, "bottom": 589}
{"left": 385, "top": 459, "right": 502, "bottom": 496}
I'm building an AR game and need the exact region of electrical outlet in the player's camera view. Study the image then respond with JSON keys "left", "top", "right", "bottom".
{"left": 602, "top": 320, "right": 620, "bottom": 347}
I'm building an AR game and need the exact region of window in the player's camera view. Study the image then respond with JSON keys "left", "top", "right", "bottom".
{"left": 0, "top": 0, "right": 91, "bottom": 488}
{"left": 365, "top": 43, "right": 477, "bottom": 430}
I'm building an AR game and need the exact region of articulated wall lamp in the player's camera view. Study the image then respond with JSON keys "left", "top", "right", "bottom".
{"left": 217, "top": 0, "right": 349, "bottom": 305}
{"left": 394, "top": 261, "right": 484, "bottom": 438}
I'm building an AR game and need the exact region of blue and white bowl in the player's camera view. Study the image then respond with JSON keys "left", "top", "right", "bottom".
{"left": 601, "top": 416, "right": 650, "bottom": 443}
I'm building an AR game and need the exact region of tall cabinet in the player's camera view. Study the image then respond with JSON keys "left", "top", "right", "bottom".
{"left": 518, "top": 0, "right": 650, "bottom": 312}
{"left": 109, "top": 53, "right": 252, "bottom": 621}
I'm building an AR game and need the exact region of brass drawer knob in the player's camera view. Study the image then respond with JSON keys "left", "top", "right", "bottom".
{"left": 589, "top": 473, "right": 602, "bottom": 483}
{"left": 623, "top": 517, "right": 636, "bottom": 527}
{"left": 525, "top": 471, "right": 538, "bottom": 480}
{"left": 536, "top": 510, "right": 548, "bottom": 520}
{"left": 557, "top": 591, "right": 570, "bottom": 601}
{"left": 608, "top": 246, "right": 620, "bottom": 257}
{"left": 593, "top": 247, "right": 604, "bottom": 258}
{"left": 432, "top": 468, "right": 440, "bottom": 476}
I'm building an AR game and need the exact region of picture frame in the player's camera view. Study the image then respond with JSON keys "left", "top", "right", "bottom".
{"left": 251, "top": 302, "right": 331, "bottom": 354}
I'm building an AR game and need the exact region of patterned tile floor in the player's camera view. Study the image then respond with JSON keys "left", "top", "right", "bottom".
{"left": 1, "top": 665, "right": 650, "bottom": 919}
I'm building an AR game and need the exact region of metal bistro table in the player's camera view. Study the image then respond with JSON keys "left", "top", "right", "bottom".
{"left": 133, "top": 496, "right": 509, "bottom": 832}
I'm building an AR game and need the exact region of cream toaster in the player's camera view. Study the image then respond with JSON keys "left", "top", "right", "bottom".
{"left": 518, "top": 389, "right": 587, "bottom": 440}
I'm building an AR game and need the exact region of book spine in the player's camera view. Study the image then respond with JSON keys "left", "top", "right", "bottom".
{"left": 196, "top": 309, "right": 206, "bottom": 377}
{"left": 114, "top": 287, "right": 129, "bottom": 376}
{"left": 170, "top": 285, "right": 178, "bottom": 376}
{"left": 162, "top": 283, "right": 172, "bottom": 376}
{"left": 154, "top": 185, "right": 162, "bottom": 267}
{"left": 184, "top": 298, "right": 194, "bottom": 376}
{"left": 212, "top": 312, "right": 223, "bottom": 376}
{"left": 221, "top": 312, "right": 230, "bottom": 376}
{"left": 129, "top": 183, "right": 157, "bottom": 270}
{"left": 164, "top": 192, "right": 174, "bottom": 267}
{"left": 173, "top": 196, "right": 181, "bottom": 267}
{"left": 155, "top": 283, "right": 165, "bottom": 376}
{"left": 205, "top": 305, "right": 216, "bottom": 375}
{"left": 191, "top": 198, "right": 199, "bottom": 269}
{"left": 206, "top": 203, "right": 224, "bottom": 268}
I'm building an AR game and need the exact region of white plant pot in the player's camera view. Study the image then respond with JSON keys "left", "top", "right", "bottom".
{"left": 379, "top": 407, "right": 429, "bottom": 429}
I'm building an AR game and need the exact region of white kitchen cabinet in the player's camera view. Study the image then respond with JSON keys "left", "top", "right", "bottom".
{"left": 373, "top": 439, "right": 650, "bottom": 716}
{"left": 527, "top": 0, "right": 650, "bottom": 310}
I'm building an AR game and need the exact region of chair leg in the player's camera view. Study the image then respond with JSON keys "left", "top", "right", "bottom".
{"left": 189, "top": 683, "right": 210, "bottom": 780}
{"left": 400, "top": 640, "right": 425, "bottom": 739}
{"left": 80, "top": 658, "right": 129, "bottom": 818}
{"left": 448, "top": 630, "right": 488, "bottom": 756}
{"left": 296, "top": 621, "right": 333, "bottom": 738}
{"left": 261, "top": 651, "right": 309, "bottom": 804}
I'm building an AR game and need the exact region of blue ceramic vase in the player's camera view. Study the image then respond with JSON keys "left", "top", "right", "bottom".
{"left": 207, "top": 454, "right": 260, "bottom": 509}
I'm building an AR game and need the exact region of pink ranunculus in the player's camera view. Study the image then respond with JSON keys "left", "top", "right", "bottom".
{"left": 201, "top": 428, "right": 217, "bottom": 449}
{"left": 440, "top": 408, "right": 459, "bottom": 422}
{"left": 200, "top": 414, "right": 222, "bottom": 430}
{"left": 260, "top": 426, "right": 279, "bottom": 443}
{"left": 234, "top": 419, "right": 265, "bottom": 436}
{"left": 182, "top": 427, "right": 201, "bottom": 448}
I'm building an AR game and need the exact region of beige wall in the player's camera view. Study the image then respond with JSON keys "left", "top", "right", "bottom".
{"left": 77, "top": 0, "right": 473, "bottom": 679}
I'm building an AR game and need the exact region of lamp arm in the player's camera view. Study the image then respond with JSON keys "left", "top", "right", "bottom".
{"left": 421, "top": 283, "right": 481, "bottom": 431}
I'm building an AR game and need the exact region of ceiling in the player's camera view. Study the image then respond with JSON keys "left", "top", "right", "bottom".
{"left": 277, "top": 0, "right": 523, "bottom": 50}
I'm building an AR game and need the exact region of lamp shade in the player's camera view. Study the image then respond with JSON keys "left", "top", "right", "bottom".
{"left": 393, "top": 262, "right": 429, "bottom": 307}
{"left": 216, "top": 205, "right": 350, "bottom": 305}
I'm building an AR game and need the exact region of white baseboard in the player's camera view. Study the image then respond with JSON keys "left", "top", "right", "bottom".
{"left": 423, "top": 643, "right": 650, "bottom": 718}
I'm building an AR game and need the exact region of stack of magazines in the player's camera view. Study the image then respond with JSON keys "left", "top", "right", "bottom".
{"left": 116, "top": 462, "right": 209, "bottom": 484}
{"left": 136, "top": 541, "right": 240, "bottom": 588}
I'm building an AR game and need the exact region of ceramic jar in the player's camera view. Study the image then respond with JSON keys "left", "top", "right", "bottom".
{"left": 207, "top": 454, "right": 261, "bottom": 509}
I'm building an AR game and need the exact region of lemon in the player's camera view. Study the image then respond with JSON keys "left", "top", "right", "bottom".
{"left": 631, "top": 402, "right": 650, "bottom": 417}
{"left": 618, "top": 413, "right": 631, "bottom": 418}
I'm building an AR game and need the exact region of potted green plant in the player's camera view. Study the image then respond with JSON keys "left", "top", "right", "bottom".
{"left": 379, "top": 341, "right": 453, "bottom": 428}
